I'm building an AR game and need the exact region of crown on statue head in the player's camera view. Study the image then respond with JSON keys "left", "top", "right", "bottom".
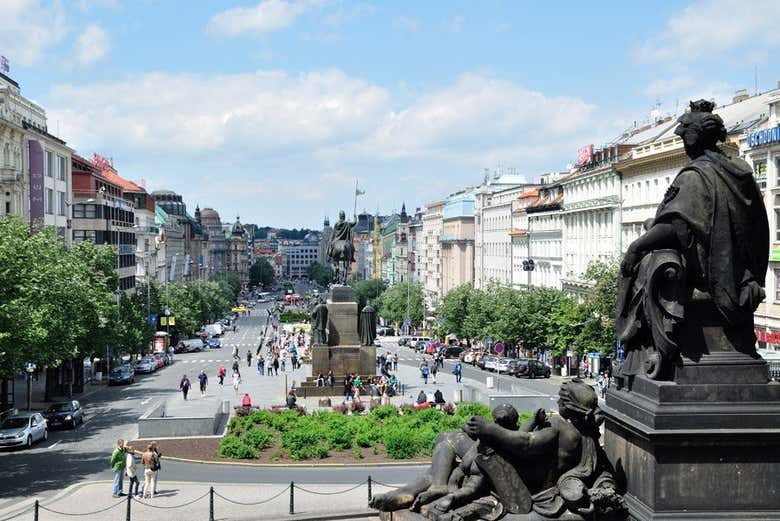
{"left": 689, "top": 99, "right": 715, "bottom": 114}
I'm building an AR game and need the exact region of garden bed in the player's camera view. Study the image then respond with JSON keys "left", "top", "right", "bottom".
{"left": 215, "top": 403, "right": 532, "bottom": 462}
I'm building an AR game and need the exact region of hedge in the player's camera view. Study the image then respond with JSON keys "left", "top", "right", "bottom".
{"left": 218, "top": 403, "right": 533, "bottom": 461}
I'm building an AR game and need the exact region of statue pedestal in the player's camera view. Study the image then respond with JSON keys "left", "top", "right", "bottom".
{"left": 602, "top": 360, "right": 780, "bottom": 520}
{"left": 299, "top": 285, "right": 376, "bottom": 397}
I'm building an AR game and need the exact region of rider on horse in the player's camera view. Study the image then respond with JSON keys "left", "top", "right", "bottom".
{"left": 327, "top": 210, "right": 357, "bottom": 284}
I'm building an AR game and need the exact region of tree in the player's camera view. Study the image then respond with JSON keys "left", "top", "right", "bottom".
{"left": 378, "top": 281, "right": 424, "bottom": 327}
{"left": 351, "top": 279, "right": 387, "bottom": 311}
{"left": 249, "top": 258, "right": 275, "bottom": 288}
{"left": 306, "top": 261, "right": 332, "bottom": 287}
{"left": 576, "top": 260, "right": 619, "bottom": 355}
{"left": 438, "top": 284, "right": 475, "bottom": 339}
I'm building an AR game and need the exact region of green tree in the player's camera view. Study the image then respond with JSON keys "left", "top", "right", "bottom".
{"left": 575, "top": 260, "right": 619, "bottom": 355}
{"left": 306, "top": 262, "right": 332, "bottom": 286}
{"left": 378, "top": 281, "right": 424, "bottom": 327}
{"left": 351, "top": 279, "right": 387, "bottom": 311}
{"left": 438, "top": 284, "right": 475, "bottom": 339}
{"left": 249, "top": 258, "right": 275, "bottom": 288}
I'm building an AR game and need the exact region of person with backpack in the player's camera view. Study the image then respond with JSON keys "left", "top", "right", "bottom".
{"left": 431, "top": 362, "right": 438, "bottom": 384}
{"left": 198, "top": 370, "right": 208, "bottom": 397}
{"left": 218, "top": 366, "right": 226, "bottom": 385}
{"left": 421, "top": 363, "right": 430, "bottom": 385}
{"left": 178, "top": 374, "right": 190, "bottom": 400}
{"left": 141, "top": 444, "right": 159, "bottom": 499}
{"left": 453, "top": 361, "right": 463, "bottom": 383}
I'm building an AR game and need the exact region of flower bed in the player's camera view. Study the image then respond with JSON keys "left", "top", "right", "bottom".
{"left": 218, "top": 403, "right": 532, "bottom": 461}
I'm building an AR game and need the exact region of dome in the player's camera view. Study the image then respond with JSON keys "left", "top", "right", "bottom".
{"left": 200, "top": 207, "right": 219, "bottom": 219}
{"left": 231, "top": 216, "right": 245, "bottom": 237}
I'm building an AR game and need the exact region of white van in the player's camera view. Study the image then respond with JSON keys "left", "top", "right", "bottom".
{"left": 205, "top": 323, "right": 223, "bottom": 337}
{"left": 180, "top": 338, "right": 204, "bottom": 352}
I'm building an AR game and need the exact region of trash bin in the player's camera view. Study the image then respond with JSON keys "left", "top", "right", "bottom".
{"left": 486, "top": 376, "right": 494, "bottom": 389}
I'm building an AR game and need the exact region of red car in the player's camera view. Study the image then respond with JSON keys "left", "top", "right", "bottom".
{"left": 152, "top": 353, "right": 165, "bottom": 368}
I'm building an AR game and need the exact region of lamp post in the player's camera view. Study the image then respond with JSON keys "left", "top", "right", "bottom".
{"left": 25, "top": 362, "right": 36, "bottom": 412}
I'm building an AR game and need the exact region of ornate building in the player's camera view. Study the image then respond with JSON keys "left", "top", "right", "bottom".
{"left": 227, "top": 216, "right": 249, "bottom": 284}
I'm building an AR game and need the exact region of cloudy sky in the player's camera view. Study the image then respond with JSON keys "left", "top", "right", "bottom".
{"left": 3, "top": 0, "right": 780, "bottom": 227}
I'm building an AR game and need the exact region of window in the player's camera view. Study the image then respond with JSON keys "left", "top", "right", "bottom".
{"left": 775, "top": 269, "right": 780, "bottom": 302}
{"left": 57, "top": 191, "right": 66, "bottom": 216}
{"left": 754, "top": 159, "right": 767, "bottom": 190}
{"left": 45, "top": 151, "right": 54, "bottom": 177}
{"left": 775, "top": 194, "right": 780, "bottom": 241}
{"left": 45, "top": 188, "right": 54, "bottom": 214}
{"left": 56, "top": 155, "right": 66, "bottom": 181}
{"left": 4, "top": 201, "right": 9, "bottom": 214}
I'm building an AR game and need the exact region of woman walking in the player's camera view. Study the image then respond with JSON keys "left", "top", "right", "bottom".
{"left": 232, "top": 370, "right": 242, "bottom": 395}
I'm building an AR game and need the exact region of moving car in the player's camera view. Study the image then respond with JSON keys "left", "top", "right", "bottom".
{"left": 43, "top": 400, "right": 84, "bottom": 428}
{"left": 441, "top": 346, "right": 465, "bottom": 359}
{"left": 373, "top": 338, "right": 382, "bottom": 347}
{"left": 398, "top": 337, "right": 410, "bottom": 346}
{"left": 207, "top": 338, "right": 222, "bottom": 349}
{"left": 109, "top": 364, "right": 135, "bottom": 386}
{"left": 0, "top": 413, "right": 47, "bottom": 448}
{"left": 513, "top": 359, "right": 552, "bottom": 379}
{"left": 135, "top": 357, "right": 156, "bottom": 374}
{"left": 177, "top": 338, "right": 205, "bottom": 353}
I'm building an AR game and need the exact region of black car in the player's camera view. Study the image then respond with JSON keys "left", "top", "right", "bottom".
{"left": 43, "top": 400, "right": 84, "bottom": 429}
{"left": 109, "top": 364, "right": 135, "bottom": 385}
{"left": 441, "top": 346, "right": 465, "bottom": 359}
{"left": 513, "top": 359, "right": 551, "bottom": 379}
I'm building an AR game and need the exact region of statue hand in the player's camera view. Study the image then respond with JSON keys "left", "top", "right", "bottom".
{"left": 462, "top": 416, "right": 489, "bottom": 440}
{"left": 621, "top": 247, "right": 642, "bottom": 277}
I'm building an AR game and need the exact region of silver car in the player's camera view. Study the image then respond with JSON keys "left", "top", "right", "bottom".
{"left": 0, "top": 412, "right": 48, "bottom": 449}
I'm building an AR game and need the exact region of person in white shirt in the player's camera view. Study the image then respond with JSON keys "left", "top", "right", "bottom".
{"left": 232, "top": 371, "right": 241, "bottom": 395}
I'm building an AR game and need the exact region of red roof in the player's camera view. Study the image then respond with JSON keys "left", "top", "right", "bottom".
{"left": 100, "top": 169, "right": 145, "bottom": 193}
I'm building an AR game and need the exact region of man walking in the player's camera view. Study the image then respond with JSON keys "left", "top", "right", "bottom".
{"left": 246, "top": 349, "right": 252, "bottom": 368}
{"left": 179, "top": 374, "right": 191, "bottom": 400}
{"left": 198, "top": 370, "right": 208, "bottom": 397}
{"left": 218, "top": 366, "right": 226, "bottom": 385}
{"left": 110, "top": 438, "right": 127, "bottom": 498}
{"left": 453, "top": 360, "right": 463, "bottom": 383}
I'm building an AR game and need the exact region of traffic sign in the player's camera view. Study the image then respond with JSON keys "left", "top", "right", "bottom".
{"left": 494, "top": 342, "right": 504, "bottom": 354}
{"left": 149, "top": 313, "right": 158, "bottom": 325}
{"left": 486, "top": 338, "right": 493, "bottom": 346}
{"left": 617, "top": 343, "right": 625, "bottom": 361}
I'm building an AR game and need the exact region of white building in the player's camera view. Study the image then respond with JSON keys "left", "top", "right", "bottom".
{"left": 0, "top": 72, "right": 72, "bottom": 241}
{"left": 280, "top": 239, "right": 319, "bottom": 279}
{"left": 474, "top": 174, "right": 531, "bottom": 289}
{"left": 527, "top": 177, "right": 565, "bottom": 289}
{"left": 419, "top": 199, "right": 444, "bottom": 309}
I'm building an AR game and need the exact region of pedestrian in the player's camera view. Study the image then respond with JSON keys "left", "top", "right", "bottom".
{"left": 246, "top": 349, "right": 252, "bottom": 367}
{"left": 431, "top": 362, "right": 438, "bottom": 384}
{"left": 343, "top": 373, "right": 353, "bottom": 402}
{"left": 110, "top": 438, "right": 127, "bottom": 498}
{"left": 353, "top": 374, "right": 362, "bottom": 401}
{"left": 286, "top": 389, "right": 297, "bottom": 409}
{"left": 198, "top": 370, "right": 208, "bottom": 397}
{"left": 124, "top": 442, "right": 140, "bottom": 498}
{"left": 232, "top": 370, "right": 241, "bottom": 395}
{"left": 232, "top": 345, "right": 239, "bottom": 359}
{"left": 453, "top": 360, "right": 462, "bottom": 383}
{"left": 232, "top": 359, "right": 240, "bottom": 373}
{"left": 218, "top": 366, "right": 226, "bottom": 385}
{"left": 141, "top": 444, "right": 159, "bottom": 499}
{"left": 179, "top": 374, "right": 191, "bottom": 400}
{"left": 256, "top": 356, "right": 262, "bottom": 374}
{"left": 150, "top": 441, "right": 162, "bottom": 494}
{"left": 291, "top": 354, "right": 298, "bottom": 370}
{"left": 280, "top": 357, "right": 286, "bottom": 372}
{"left": 597, "top": 373, "right": 606, "bottom": 399}
{"left": 327, "top": 369, "right": 334, "bottom": 387}
{"left": 273, "top": 356, "right": 279, "bottom": 376}
{"left": 421, "top": 363, "right": 429, "bottom": 385}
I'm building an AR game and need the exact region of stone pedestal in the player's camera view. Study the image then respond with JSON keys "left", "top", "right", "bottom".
{"left": 299, "top": 285, "right": 376, "bottom": 397}
{"left": 602, "top": 356, "right": 780, "bottom": 520}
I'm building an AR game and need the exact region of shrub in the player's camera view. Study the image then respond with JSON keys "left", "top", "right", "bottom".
{"left": 383, "top": 427, "right": 420, "bottom": 459}
{"left": 332, "top": 403, "right": 349, "bottom": 415}
{"left": 245, "top": 426, "right": 274, "bottom": 450}
{"left": 454, "top": 403, "right": 492, "bottom": 421}
{"left": 350, "top": 400, "right": 366, "bottom": 414}
{"left": 218, "top": 436, "right": 256, "bottom": 459}
{"left": 370, "top": 405, "right": 399, "bottom": 420}
{"left": 352, "top": 447, "right": 364, "bottom": 460}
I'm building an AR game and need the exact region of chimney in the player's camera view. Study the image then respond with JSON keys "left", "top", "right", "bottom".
{"left": 733, "top": 89, "right": 749, "bottom": 103}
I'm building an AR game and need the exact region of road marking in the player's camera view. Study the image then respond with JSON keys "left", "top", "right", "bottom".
{"left": 208, "top": 360, "right": 214, "bottom": 362}
{"left": 140, "top": 397, "right": 152, "bottom": 406}
{"left": 48, "top": 440, "right": 62, "bottom": 449}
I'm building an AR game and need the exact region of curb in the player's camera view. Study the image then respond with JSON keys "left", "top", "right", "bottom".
{"left": 161, "top": 454, "right": 430, "bottom": 468}
{"left": 0, "top": 479, "right": 96, "bottom": 520}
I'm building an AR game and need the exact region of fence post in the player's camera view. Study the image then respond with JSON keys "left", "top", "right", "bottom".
{"left": 34, "top": 500, "right": 39, "bottom": 521}
{"left": 209, "top": 486, "right": 214, "bottom": 521}
{"left": 126, "top": 491, "right": 132, "bottom": 521}
{"left": 289, "top": 481, "right": 294, "bottom": 515}
{"left": 367, "top": 475, "right": 372, "bottom": 503}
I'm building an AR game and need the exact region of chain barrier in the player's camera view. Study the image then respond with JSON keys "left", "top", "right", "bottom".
{"left": 5, "top": 475, "right": 407, "bottom": 519}
{"left": 293, "top": 480, "right": 368, "bottom": 495}
{"left": 131, "top": 490, "right": 210, "bottom": 510}
{"left": 213, "top": 485, "right": 290, "bottom": 506}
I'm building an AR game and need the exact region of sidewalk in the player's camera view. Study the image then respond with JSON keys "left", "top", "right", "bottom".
{"left": 0, "top": 481, "right": 385, "bottom": 521}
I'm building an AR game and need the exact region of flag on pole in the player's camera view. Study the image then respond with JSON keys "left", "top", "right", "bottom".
{"left": 355, "top": 186, "right": 366, "bottom": 196}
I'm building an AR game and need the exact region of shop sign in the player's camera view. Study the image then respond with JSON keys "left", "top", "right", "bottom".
{"left": 755, "top": 329, "right": 780, "bottom": 344}
{"left": 747, "top": 124, "right": 780, "bottom": 148}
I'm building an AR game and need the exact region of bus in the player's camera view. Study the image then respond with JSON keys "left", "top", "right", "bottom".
{"left": 258, "top": 291, "right": 271, "bottom": 302}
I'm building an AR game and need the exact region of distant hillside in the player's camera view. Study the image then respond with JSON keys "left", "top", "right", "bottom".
{"left": 253, "top": 227, "right": 316, "bottom": 240}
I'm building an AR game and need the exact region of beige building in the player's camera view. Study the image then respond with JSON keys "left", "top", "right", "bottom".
{"left": 440, "top": 190, "right": 475, "bottom": 296}
{"left": 419, "top": 199, "right": 444, "bottom": 309}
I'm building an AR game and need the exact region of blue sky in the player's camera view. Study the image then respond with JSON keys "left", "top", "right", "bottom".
{"left": 3, "top": 0, "right": 780, "bottom": 228}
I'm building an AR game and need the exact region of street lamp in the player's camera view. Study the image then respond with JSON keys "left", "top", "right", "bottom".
{"left": 25, "top": 362, "right": 36, "bottom": 412}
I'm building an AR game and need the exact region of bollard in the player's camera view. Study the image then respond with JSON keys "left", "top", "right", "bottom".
{"left": 34, "top": 500, "right": 39, "bottom": 521}
{"left": 367, "top": 475, "right": 372, "bottom": 502}
{"left": 289, "top": 481, "right": 295, "bottom": 515}
{"left": 126, "top": 491, "right": 132, "bottom": 521}
{"left": 209, "top": 486, "right": 214, "bottom": 521}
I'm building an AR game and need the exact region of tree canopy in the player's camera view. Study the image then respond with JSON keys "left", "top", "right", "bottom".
{"left": 249, "top": 257, "right": 275, "bottom": 288}
{"left": 378, "top": 281, "right": 424, "bottom": 326}
{"left": 306, "top": 261, "right": 332, "bottom": 287}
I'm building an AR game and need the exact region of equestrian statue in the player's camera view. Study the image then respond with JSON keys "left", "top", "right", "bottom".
{"left": 327, "top": 210, "right": 357, "bottom": 285}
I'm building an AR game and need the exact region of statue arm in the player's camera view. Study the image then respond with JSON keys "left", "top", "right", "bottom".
{"left": 463, "top": 417, "right": 556, "bottom": 457}
{"left": 622, "top": 222, "right": 680, "bottom": 275}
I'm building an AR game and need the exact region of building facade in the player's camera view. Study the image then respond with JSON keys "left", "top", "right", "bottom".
{"left": 439, "top": 190, "right": 475, "bottom": 297}
{"left": 227, "top": 216, "right": 249, "bottom": 284}
{"left": 419, "top": 200, "right": 444, "bottom": 309}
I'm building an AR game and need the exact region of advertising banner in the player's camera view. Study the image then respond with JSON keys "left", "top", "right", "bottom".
{"left": 28, "top": 140, "right": 44, "bottom": 224}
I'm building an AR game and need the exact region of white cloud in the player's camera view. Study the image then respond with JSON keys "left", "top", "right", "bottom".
{"left": 0, "top": 0, "right": 68, "bottom": 66}
{"left": 207, "top": 0, "right": 325, "bottom": 37}
{"left": 73, "top": 24, "right": 110, "bottom": 66}
{"left": 642, "top": 76, "right": 695, "bottom": 99}
{"left": 634, "top": 0, "right": 780, "bottom": 63}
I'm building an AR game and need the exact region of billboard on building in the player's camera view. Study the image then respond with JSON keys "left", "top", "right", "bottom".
{"left": 29, "top": 140, "right": 44, "bottom": 224}
{"left": 577, "top": 145, "right": 593, "bottom": 166}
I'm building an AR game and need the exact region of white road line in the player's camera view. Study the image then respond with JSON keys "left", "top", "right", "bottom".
{"left": 48, "top": 440, "right": 62, "bottom": 450}
{"left": 140, "top": 397, "right": 152, "bottom": 406}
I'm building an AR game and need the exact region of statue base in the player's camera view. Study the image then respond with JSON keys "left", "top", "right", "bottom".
{"left": 327, "top": 285, "right": 360, "bottom": 346}
{"left": 603, "top": 364, "right": 780, "bottom": 520}
{"left": 299, "top": 344, "right": 377, "bottom": 396}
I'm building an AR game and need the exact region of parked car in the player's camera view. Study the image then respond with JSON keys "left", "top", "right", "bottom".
{"left": 207, "top": 338, "right": 222, "bottom": 349}
{"left": 0, "top": 413, "right": 47, "bottom": 448}
{"left": 109, "top": 364, "right": 135, "bottom": 386}
{"left": 398, "top": 337, "right": 410, "bottom": 346}
{"left": 477, "top": 355, "right": 496, "bottom": 370}
{"left": 378, "top": 326, "right": 395, "bottom": 336}
{"left": 152, "top": 353, "right": 165, "bottom": 368}
{"left": 178, "top": 338, "right": 205, "bottom": 353}
{"left": 514, "top": 359, "right": 552, "bottom": 379}
{"left": 495, "top": 358, "right": 515, "bottom": 374}
{"left": 441, "top": 346, "right": 465, "bottom": 359}
{"left": 205, "top": 323, "right": 223, "bottom": 337}
{"left": 484, "top": 356, "right": 500, "bottom": 372}
{"left": 43, "top": 400, "right": 84, "bottom": 428}
{"left": 462, "top": 351, "right": 478, "bottom": 364}
{"left": 135, "top": 357, "right": 156, "bottom": 374}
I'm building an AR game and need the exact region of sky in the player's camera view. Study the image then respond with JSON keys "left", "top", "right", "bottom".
{"left": 2, "top": 0, "right": 780, "bottom": 228}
